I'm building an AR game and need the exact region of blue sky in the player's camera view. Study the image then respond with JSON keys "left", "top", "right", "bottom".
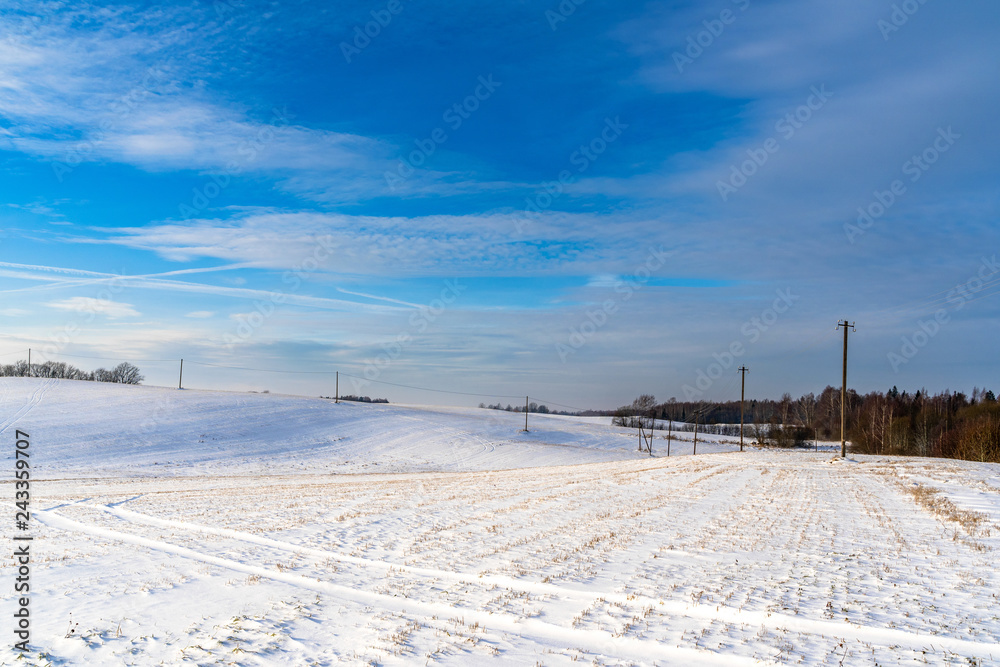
{"left": 1, "top": 0, "right": 998, "bottom": 408}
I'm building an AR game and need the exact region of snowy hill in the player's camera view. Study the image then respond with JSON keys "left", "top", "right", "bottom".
{"left": 0, "top": 377, "right": 739, "bottom": 477}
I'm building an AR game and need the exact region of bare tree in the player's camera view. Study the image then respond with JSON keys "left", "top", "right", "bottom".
{"left": 779, "top": 392, "right": 793, "bottom": 424}
{"left": 796, "top": 392, "right": 818, "bottom": 449}
{"left": 111, "top": 362, "right": 144, "bottom": 385}
{"left": 631, "top": 394, "right": 657, "bottom": 424}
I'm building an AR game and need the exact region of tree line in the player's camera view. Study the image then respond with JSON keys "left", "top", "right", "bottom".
{"left": 1, "top": 359, "right": 144, "bottom": 384}
{"left": 611, "top": 386, "right": 1000, "bottom": 463}
{"left": 846, "top": 386, "right": 999, "bottom": 462}
{"left": 479, "top": 401, "right": 556, "bottom": 414}
{"left": 321, "top": 395, "right": 389, "bottom": 404}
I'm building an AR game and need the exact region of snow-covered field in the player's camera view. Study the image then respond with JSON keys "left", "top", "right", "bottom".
{"left": 0, "top": 378, "right": 738, "bottom": 478}
{"left": 2, "top": 378, "right": 1000, "bottom": 666}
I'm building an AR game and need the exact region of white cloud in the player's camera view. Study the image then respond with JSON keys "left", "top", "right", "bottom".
{"left": 0, "top": 6, "right": 550, "bottom": 206}
{"left": 47, "top": 297, "right": 140, "bottom": 319}
{"left": 94, "top": 208, "right": 642, "bottom": 277}
{"left": 185, "top": 311, "right": 216, "bottom": 319}
{"left": 610, "top": 0, "right": 1000, "bottom": 206}
{"left": 4, "top": 261, "right": 403, "bottom": 313}
{"left": 0, "top": 7, "right": 390, "bottom": 185}
{"left": 586, "top": 274, "right": 621, "bottom": 288}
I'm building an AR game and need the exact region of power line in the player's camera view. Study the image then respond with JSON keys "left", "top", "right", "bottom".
{"left": 186, "top": 360, "right": 337, "bottom": 374}
{"left": 527, "top": 396, "right": 592, "bottom": 413}
{"left": 0, "top": 348, "right": 585, "bottom": 407}
{"left": 948, "top": 285, "right": 1000, "bottom": 309}
{"left": 338, "top": 372, "right": 524, "bottom": 400}
{"left": 39, "top": 351, "right": 177, "bottom": 363}
{"left": 703, "top": 370, "right": 741, "bottom": 405}
{"left": 870, "top": 274, "right": 1000, "bottom": 318}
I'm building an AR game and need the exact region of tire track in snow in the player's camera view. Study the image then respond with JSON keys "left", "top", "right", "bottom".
{"left": 35, "top": 506, "right": 773, "bottom": 667}
{"left": 43, "top": 500, "right": 1000, "bottom": 662}
{"left": 0, "top": 378, "right": 11, "bottom": 410}
{"left": 0, "top": 377, "right": 57, "bottom": 436}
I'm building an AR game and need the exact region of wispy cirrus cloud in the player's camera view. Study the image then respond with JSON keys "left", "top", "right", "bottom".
{"left": 609, "top": 0, "right": 1000, "bottom": 208}
{"left": 0, "top": 4, "right": 554, "bottom": 207}
{"left": 0, "top": 4, "right": 645, "bottom": 206}
{"left": 1, "top": 0, "right": 998, "bottom": 404}
{"left": 89, "top": 208, "right": 654, "bottom": 277}
{"left": 0, "top": 5, "right": 392, "bottom": 193}
{"left": 47, "top": 296, "right": 140, "bottom": 319}
{"left": 0, "top": 261, "right": 402, "bottom": 313}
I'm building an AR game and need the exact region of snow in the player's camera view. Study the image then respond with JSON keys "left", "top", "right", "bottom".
{"left": 1, "top": 378, "right": 738, "bottom": 478}
{"left": 2, "top": 377, "right": 999, "bottom": 666}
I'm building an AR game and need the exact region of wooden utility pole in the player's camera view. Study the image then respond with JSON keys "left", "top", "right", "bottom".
{"left": 837, "top": 319, "right": 856, "bottom": 458}
{"left": 178, "top": 359, "right": 183, "bottom": 389}
{"left": 523, "top": 395, "right": 529, "bottom": 432}
{"left": 693, "top": 410, "right": 699, "bottom": 455}
{"left": 648, "top": 416, "right": 654, "bottom": 456}
{"left": 26, "top": 348, "right": 31, "bottom": 377}
{"left": 738, "top": 366, "right": 749, "bottom": 452}
{"left": 335, "top": 371, "right": 339, "bottom": 403}
{"left": 638, "top": 417, "right": 653, "bottom": 455}
{"left": 667, "top": 411, "right": 672, "bottom": 457}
